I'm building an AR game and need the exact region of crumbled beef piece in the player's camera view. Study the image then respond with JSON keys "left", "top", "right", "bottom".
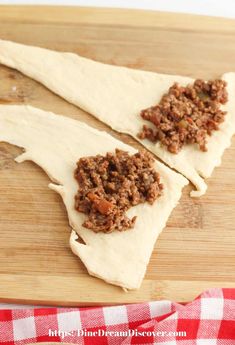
{"left": 74, "top": 149, "right": 163, "bottom": 233}
{"left": 138, "top": 79, "right": 228, "bottom": 153}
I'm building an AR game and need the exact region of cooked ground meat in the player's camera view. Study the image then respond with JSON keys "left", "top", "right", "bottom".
{"left": 138, "top": 79, "right": 228, "bottom": 154}
{"left": 74, "top": 149, "right": 163, "bottom": 233}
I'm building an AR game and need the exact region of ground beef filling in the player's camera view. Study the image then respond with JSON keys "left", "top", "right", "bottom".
{"left": 138, "top": 79, "right": 228, "bottom": 154}
{"left": 74, "top": 149, "right": 163, "bottom": 233}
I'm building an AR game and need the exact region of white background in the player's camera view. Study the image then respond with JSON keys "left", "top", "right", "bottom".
{"left": 1, "top": 0, "right": 235, "bottom": 19}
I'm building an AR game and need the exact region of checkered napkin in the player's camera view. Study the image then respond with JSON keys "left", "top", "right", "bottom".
{"left": 0, "top": 288, "right": 234, "bottom": 345}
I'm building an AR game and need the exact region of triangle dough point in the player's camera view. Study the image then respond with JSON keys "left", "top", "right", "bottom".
{"left": 0, "top": 40, "right": 234, "bottom": 195}
{"left": 0, "top": 105, "right": 187, "bottom": 289}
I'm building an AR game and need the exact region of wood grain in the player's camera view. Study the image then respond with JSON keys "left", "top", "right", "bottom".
{"left": 0, "top": 6, "right": 234, "bottom": 305}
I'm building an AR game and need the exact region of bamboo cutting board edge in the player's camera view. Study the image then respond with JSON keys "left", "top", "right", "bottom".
{"left": 0, "top": 274, "right": 234, "bottom": 306}
{"left": 1, "top": 5, "right": 235, "bottom": 33}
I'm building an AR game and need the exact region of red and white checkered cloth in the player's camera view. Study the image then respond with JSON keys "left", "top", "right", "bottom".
{"left": 0, "top": 288, "right": 234, "bottom": 345}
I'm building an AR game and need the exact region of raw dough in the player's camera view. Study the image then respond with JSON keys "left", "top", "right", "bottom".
{"left": 0, "top": 105, "right": 187, "bottom": 289}
{"left": 0, "top": 40, "right": 234, "bottom": 196}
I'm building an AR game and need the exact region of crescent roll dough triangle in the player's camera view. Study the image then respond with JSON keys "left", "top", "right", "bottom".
{"left": 0, "top": 40, "right": 234, "bottom": 196}
{"left": 0, "top": 105, "right": 187, "bottom": 289}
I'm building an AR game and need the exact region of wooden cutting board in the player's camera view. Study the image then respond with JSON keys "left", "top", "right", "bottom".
{"left": 0, "top": 6, "right": 234, "bottom": 306}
